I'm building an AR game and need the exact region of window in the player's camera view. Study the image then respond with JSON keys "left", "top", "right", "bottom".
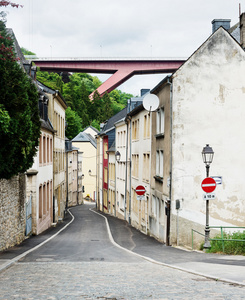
{"left": 43, "top": 135, "right": 46, "bottom": 163}
{"left": 151, "top": 195, "right": 159, "bottom": 218}
{"left": 143, "top": 153, "right": 150, "bottom": 182}
{"left": 120, "top": 193, "right": 124, "bottom": 211}
{"left": 109, "top": 163, "right": 115, "bottom": 180}
{"left": 39, "top": 185, "right": 43, "bottom": 219}
{"left": 104, "top": 141, "right": 108, "bottom": 158}
{"left": 39, "top": 135, "right": 42, "bottom": 164}
{"left": 50, "top": 138, "right": 53, "bottom": 162}
{"left": 132, "top": 119, "right": 139, "bottom": 140}
{"left": 156, "top": 108, "right": 164, "bottom": 134}
{"left": 144, "top": 114, "right": 150, "bottom": 138}
{"left": 47, "top": 136, "right": 50, "bottom": 163}
{"left": 104, "top": 168, "right": 108, "bottom": 183}
{"left": 43, "top": 183, "right": 46, "bottom": 215}
{"left": 47, "top": 181, "right": 50, "bottom": 213}
{"left": 156, "top": 150, "right": 164, "bottom": 178}
{"left": 132, "top": 154, "right": 139, "bottom": 178}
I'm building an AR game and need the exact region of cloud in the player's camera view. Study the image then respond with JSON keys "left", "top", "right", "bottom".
{"left": 4, "top": 0, "right": 244, "bottom": 94}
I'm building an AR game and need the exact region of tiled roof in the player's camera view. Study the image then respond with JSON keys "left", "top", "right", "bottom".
{"left": 72, "top": 132, "right": 97, "bottom": 148}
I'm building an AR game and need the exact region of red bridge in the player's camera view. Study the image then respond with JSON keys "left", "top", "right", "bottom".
{"left": 31, "top": 58, "right": 185, "bottom": 96}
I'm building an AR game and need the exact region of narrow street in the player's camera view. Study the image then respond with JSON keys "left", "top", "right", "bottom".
{"left": 0, "top": 203, "right": 244, "bottom": 300}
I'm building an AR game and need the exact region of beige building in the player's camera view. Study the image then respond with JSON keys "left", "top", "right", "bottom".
{"left": 65, "top": 139, "right": 82, "bottom": 207}
{"left": 26, "top": 92, "right": 55, "bottom": 235}
{"left": 72, "top": 129, "right": 97, "bottom": 201}
{"left": 43, "top": 86, "right": 67, "bottom": 222}
{"left": 150, "top": 76, "right": 172, "bottom": 245}
{"left": 126, "top": 104, "right": 151, "bottom": 234}
{"left": 114, "top": 119, "right": 128, "bottom": 219}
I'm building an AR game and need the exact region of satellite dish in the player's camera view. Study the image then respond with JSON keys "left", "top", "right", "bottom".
{"left": 143, "top": 93, "right": 159, "bottom": 112}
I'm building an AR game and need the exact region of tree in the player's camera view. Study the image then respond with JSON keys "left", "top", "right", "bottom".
{"left": 65, "top": 107, "right": 82, "bottom": 140}
{"left": 21, "top": 47, "right": 36, "bottom": 56}
{"left": 0, "top": 1, "right": 23, "bottom": 8}
{"left": 102, "top": 92, "right": 113, "bottom": 120}
{"left": 0, "top": 21, "right": 40, "bottom": 179}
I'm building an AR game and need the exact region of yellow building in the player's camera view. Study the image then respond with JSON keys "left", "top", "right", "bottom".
{"left": 72, "top": 128, "right": 97, "bottom": 201}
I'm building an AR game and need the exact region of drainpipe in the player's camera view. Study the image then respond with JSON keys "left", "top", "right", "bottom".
{"left": 76, "top": 151, "right": 79, "bottom": 205}
{"left": 124, "top": 121, "right": 129, "bottom": 220}
{"left": 128, "top": 116, "right": 132, "bottom": 225}
{"left": 66, "top": 150, "right": 68, "bottom": 210}
{"left": 167, "top": 76, "right": 173, "bottom": 246}
{"left": 114, "top": 134, "right": 117, "bottom": 217}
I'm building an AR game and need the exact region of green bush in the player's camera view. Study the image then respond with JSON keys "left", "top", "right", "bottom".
{"left": 206, "top": 231, "right": 245, "bottom": 255}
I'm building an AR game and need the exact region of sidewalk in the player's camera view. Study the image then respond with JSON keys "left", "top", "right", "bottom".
{"left": 98, "top": 210, "right": 245, "bottom": 286}
{"left": 0, "top": 205, "right": 245, "bottom": 287}
{"left": 0, "top": 210, "right": 73, "bottom": 270}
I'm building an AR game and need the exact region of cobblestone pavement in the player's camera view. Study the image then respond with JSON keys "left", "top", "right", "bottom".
{"left": 0, "top": 261, "right": 244, "bottom": 299}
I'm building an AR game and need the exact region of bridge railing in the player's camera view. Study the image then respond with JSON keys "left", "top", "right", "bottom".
{"left": 24, "top": 55, "right": 187, "bottom": 61}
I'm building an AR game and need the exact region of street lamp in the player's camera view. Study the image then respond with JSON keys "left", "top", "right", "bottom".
{"left": 202, "top": 144, "right": 214, "bottom": 249}
{"left": 115, "top": 151, "right": 121, "bottom": 162}
{"left": 202, "top": 144, "right": 214, "bottom": 177}
{"left": 88, "top": 170, "right": 96, "bottom": 177}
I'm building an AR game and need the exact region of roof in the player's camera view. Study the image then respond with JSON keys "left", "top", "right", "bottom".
{"left": 83, "top": 125, "right": 99, "bottom": 134}
{"left": 6, "top": 28, "right": 26, "bottom": 64}
{"left": 37, "top": 81, "right": 67, "bottom": 109}
{"left": 228, "top": 22, "right": 240, "bottom": 43}
{"left": 41, "top": 119, "right": 55, "bottom": 133}
{"left": 107, "top": 140, "right": 116, "bottom": 152}
{"left": 127, "top": 104, "right": 144, "bottom": 118}
{"left": 72, "top": 132, "right": 97, "bottom": 148}
{"left": 99, "top": 107, "right": 128, "bottom": 135}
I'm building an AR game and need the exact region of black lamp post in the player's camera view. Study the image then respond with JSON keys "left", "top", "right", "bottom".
{"left": 202, "top": 144, "right": 214, "bottom": 249}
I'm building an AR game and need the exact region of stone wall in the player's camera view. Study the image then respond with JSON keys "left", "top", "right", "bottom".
{"left": 0, "top": 174, "right": 26, "bottom": 251}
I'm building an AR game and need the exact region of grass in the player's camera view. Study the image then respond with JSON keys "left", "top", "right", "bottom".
{"left": 202, "top": 231, "right": 245, "bottom": 255}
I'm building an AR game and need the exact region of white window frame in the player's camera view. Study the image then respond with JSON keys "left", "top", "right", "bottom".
{"left": 156, "top": 108, "right": 165, "bottom": 134}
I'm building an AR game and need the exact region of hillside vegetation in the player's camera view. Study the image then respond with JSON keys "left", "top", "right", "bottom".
{"left": 22, "top": 47, "right": 133, "bottom": 139}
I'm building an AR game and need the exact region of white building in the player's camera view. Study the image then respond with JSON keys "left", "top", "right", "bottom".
{"left": 152, "top": 26, "right": 245, "bottom": 248}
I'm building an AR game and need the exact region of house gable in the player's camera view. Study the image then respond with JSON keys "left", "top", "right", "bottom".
{"left": 171, "top": 26, "right": 245, "bottom": 234}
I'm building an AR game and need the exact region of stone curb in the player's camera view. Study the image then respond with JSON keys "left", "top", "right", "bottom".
{"left": 91, "top": 209, "right": 245, "bottom": 287}
{"left": 0, "top": 209, "right": 74, "bottom": 273}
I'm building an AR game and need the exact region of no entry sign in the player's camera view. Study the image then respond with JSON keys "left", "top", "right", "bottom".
{"left": 201, "top": 177, "right": 216, "bottom": 193}
{"left": 135, "top": 185, "right": 146, "bottom": 196}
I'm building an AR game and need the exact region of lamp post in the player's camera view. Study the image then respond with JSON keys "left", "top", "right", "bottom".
{"left": 115, "top": 150, "right": 131, "bottom": 223}
{"left": 202, "top": 144, "right": 214, "bottom": 249}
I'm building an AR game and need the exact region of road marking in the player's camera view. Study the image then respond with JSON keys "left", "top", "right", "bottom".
{"left": 0, "top": 209, "right": 75, "bottom": 273}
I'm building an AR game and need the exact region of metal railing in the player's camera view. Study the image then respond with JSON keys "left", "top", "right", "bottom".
{"left": 192, "top": 226, "right": 245, "bottom": 251}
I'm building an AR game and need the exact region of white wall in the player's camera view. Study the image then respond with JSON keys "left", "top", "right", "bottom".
{"left": 171, "top": 28, "right": 245, "bottom": 246}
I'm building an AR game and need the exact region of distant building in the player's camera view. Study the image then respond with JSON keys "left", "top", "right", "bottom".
{"left": 72, "top": 130, "right": 97, "bottom": 201}
{"left": 38, "top": 82, "right": 67, "bottom": 222}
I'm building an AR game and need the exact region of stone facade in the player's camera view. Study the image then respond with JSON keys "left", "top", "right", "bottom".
{"left": 0, "top": 174, "right": 26, "bottom": 251}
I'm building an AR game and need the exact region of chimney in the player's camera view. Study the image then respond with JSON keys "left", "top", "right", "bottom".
{"left": 240, "top": 13, "right": 245, "bottom": 49}
{"left": 140, "top": 89, "right": 150, "bottom": 97}
{"left": 212, "top": 19, "right": 231, "bottom": 33}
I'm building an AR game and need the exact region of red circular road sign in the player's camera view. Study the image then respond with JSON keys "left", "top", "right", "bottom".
{"left": 201, "top": 177, "right": 216, "bottom": 193}
{"left": 135, "top": 185, "right": 146, "bottom": 196}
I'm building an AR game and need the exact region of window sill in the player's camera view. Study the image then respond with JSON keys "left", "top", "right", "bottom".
{"left": 155, "top": 133, "right": 164, "bottom": 139}
{"left": 154, "top": 175, "right": 163, "bottom": 183}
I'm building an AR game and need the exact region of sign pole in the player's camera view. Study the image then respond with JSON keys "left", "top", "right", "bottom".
{"left": 204, "top": 165, "right": 211, "bottom": 248}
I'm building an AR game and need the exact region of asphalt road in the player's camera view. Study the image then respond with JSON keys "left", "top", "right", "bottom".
{"left": 19, "top": 204, "right": 141, "bottom": 263}
{"left": 0, "top": 203, "right": 245, "bottom": 299}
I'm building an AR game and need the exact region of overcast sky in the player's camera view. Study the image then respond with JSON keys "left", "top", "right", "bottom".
{"left": 4, "top": 0, "right": 245, "bottom": 95}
